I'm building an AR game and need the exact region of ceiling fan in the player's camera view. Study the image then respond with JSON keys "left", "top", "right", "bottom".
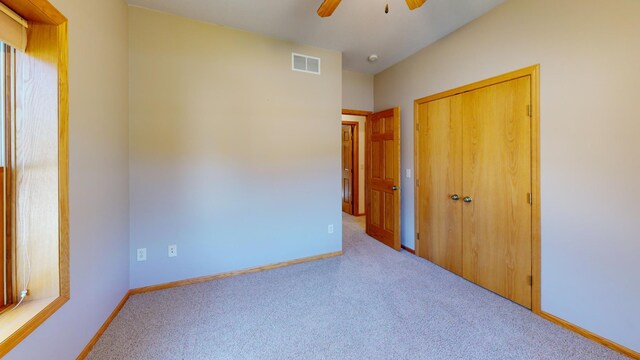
{"left": 317, "top": 0, "right": 427, "bottom": 17}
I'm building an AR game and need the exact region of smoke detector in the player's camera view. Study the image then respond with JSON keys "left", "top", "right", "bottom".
{"left": 368, "top": 54, "right": 379, "bottom": 63}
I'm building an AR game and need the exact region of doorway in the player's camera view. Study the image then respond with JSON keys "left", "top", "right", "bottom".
{"left": 365, "top": 108, "right": 401, "bottom": 251}
{"left": 341, "top": 108, "right": 402, "bottom": 252}
{"left": 341, "top": 110, "right": 368, "bottom": 217}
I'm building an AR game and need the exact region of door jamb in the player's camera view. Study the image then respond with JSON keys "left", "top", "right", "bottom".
{"left": 413, "top": 65, "right": 541, "bottom": 314}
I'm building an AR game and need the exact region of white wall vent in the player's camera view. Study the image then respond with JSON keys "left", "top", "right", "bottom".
{"left": 292, "top": 53, "right": 321, "bottom": 75}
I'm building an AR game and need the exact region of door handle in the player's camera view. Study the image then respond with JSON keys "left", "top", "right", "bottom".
{"left": 392, "top": 186, "right": 398, "bottom": 191}
{"left": 450, "top": 194, "right": 460, "bottom": 201}
{"left": 463, "top": 196, "right": 473, "bottom": 203}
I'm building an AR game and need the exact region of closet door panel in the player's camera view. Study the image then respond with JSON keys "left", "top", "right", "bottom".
{"left": 416, "top": 96, "right": 463, "bottom": 275}
{"left": 461, "top": 77, "right": 533, "bottom": 308}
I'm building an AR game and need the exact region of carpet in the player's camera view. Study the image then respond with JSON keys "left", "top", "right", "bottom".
{"left": 86, "top": 214, "right": 627, "bottom": 359}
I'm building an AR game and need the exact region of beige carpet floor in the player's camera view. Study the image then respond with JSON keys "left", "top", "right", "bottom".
{"left": 86, "top": 214, "right": 627, "bottom": 359}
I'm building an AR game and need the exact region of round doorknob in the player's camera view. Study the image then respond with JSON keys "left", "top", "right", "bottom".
{"left": 450, "top": 194, "right": 460, "bottom": 201}
{"left": 392, "top": 186, "right": 398, "bottom": 191}
{"left": 463, "top": 196, "right": 473, "bottom": 203}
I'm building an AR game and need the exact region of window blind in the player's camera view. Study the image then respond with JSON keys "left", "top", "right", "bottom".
{"left": 0, "top": 2, "right": 26, "bottom": 51}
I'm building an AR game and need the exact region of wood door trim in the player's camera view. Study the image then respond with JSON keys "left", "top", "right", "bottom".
{"left": 413, "top": 100, "right": 421, "bottom": 258}
{"left": 342, "top": 108, "right": 372, "bottom": 117}
{"left": 342, "top": 121, "right": 359, "bottom": 216}
{"left": 393, "top": 108, "right": 401, "bottom": 250}
{"left": 415, "top": 65, "right": 539, "bottom": 104}
{"left": 414, "top": 64, "right": 541, "bottom": 314}
{"left": 530, "top": 65, "right": 541, "bottom": 315}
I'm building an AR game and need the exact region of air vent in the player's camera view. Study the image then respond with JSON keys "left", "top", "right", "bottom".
{"left": 292, "top": 53, "right": 321, "bottom": 75}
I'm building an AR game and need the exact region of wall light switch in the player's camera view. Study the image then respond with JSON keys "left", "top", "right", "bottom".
{"left": 137, "top": 248, "right": 147, "bottom": 262}
{"left": 328, "top": 225, "right": 334, "bottom": 234}
{"left": 406, "top": 169, "right": 412, "bottom": 178}
{"left": 168, "top": 245, "right": 177, "bottom": 257}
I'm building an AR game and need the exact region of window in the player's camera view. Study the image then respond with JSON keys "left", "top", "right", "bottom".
{"left": 0, "top": 0, "right": 69, "bottom": 356}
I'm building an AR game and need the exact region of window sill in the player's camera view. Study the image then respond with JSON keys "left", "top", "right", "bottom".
{"left": 0, "top": 296, "right": 68, "bottom": 351}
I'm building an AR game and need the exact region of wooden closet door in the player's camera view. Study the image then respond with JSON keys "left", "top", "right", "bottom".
{"left": 461, "top": 76, "right": 533, "bottom": 308}
{"left": 416, "top": 96, "right": 463, "bottom": 275}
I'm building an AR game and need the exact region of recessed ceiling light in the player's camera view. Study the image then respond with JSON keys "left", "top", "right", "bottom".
{"left": 368, "top": 54, "right": 379, "bottom": 63}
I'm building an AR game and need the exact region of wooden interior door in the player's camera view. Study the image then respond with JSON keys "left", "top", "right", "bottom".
{"left": 341, "top": 125, "right": 354, "bottom": 214}
{"left": 461, "top": 76, "right": 533, "bottom": 308}
{"left": 365, "top": 108, "right": 401, "bottom": 250}
{"left": 416, "top": 96, "right": 463, "bottom": 275}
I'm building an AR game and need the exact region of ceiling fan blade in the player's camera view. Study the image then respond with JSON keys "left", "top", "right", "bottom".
{"left": 317, "top": 0, "right": 341, "bottom": 17}
{"left": 405, "top": 0, "right": 427, "bottom": 10}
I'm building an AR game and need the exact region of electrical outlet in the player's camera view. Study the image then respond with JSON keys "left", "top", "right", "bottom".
{"left": 168, "top": 244, "right": 177, "bottom": 257}
{"left": 406, "top": 169, "right": 412, "bottom": 178}
{"left": 137, "top": 248, "right": 147, "bottom": 262}
{"left": 328, "top": 224, "right": 334, "bottom": 234}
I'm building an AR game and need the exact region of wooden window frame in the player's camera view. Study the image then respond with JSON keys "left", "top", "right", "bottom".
{"left": 0, "top": 0, "right": 69, "bottom": 357}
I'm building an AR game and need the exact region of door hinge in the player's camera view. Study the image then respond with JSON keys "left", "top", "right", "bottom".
{"left": 528, "top": 275, "right": 533, "bottom": 286}
{"left": 527, "top": 104, "right": 532, "bottom": 117}
{"left": 416, "top": 122, "right": 420, "bottom": 131}
{"left": 528, "top": 193, "right": 533, "bottom": 205}
{"left": 416, "top": 232, "right": 420, "bottom": 240}
{"left": 416, "top": 179, "right": 420, "bottom": 187}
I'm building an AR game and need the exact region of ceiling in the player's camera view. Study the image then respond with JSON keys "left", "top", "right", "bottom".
{"left": 127, "top": 0, "right": 505, "bottom": 74}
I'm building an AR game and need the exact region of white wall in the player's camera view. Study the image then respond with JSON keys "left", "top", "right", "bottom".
{"left": 343, "top": 70, "right": 373, "bottom": 111}
{"left": 6, "top": 0, "right": 130, "bottom": 358}
{"left": 374, "top": 0, "right": 640, "bottom": 352}
{"left": 342, "top": 115, "right": 365, "bottom": 215}
{"left": 128, "top": 7, "right": 343, "bottom": 289}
